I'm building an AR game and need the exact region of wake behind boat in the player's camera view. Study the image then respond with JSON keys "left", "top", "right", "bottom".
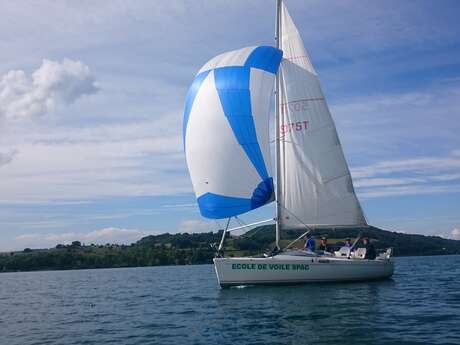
{"left": 183, "top": 0, "right": 394, "bottom": 287}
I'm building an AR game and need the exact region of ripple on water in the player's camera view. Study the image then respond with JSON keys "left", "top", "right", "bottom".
{"left": 1, "top": 257, "right": 460, "bottom": 345}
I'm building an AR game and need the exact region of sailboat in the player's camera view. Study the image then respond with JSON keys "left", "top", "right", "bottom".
{"left": 183, "top": 0, "right": 394, "bottom": 287}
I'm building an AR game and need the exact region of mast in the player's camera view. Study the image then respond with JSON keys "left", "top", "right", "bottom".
{"left": 274, "top": 0, "right": 282, "bottom": 250}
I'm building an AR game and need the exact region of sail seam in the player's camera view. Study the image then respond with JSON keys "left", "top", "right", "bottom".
{"left": 280, "top": 97, "right": 324, "bottom": 105}
{"left": 284, "top": 55, "right": 310, "bottom": 61}
{"left": 322, "top": 172, "right": 351, "bottom": 185}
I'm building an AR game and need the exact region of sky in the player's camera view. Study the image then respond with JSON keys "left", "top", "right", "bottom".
{"left": 1, "top": 0, "right": 460, "bottom": 251}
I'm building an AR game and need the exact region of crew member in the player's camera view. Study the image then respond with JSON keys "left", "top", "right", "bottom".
{"left": 363, "top": 237, "right": 376, "bottom": 260}
{"left": 344, "top": 238, "right": 352, "bottom": 248}
{"left": 318, "top": 237, "right": 330, "bottom": 252}
{"left": 304, "top": 234, "right": 315, "bottom": 252}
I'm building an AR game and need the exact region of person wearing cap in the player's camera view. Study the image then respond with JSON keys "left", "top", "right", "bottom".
{"left": 318, "top": 237, "right": 331, "bottom": 253}
{"left": 363, "top": 237, "right": 376, "bottom": 260}
{"left": 304, "top": 234, "right": 315, "bottom": 252}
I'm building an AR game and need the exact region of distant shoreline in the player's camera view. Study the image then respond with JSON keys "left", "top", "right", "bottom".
{"left": 1, "top": 226, "right": 459, "bottom": 273}
{"left": 1, "top": 253, "right": 459, "bottom": 274}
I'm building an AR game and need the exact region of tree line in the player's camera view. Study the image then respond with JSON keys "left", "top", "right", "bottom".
{"left": 1, "top": 226, "right": 459, "bottom": 272}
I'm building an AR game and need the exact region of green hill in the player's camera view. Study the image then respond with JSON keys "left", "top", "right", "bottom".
{"left": 237, "top": 225, "right": 460, "bottom": 256}
{"left": 0, "top": 226, "right": 459, "bottom": 272}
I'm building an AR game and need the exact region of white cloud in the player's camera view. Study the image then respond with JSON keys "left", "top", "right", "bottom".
{"left": 354, "top": 177, "right": 425, "bottom": 188}
{"left": 436, "top": 227, "right": 460, "bottom": 240}
{"left": 351, "top": 153, "right": 460, "bottom": 198}
{"left": 0, "top": 149, "right": 16, "bottom": 167}
{"left": 13, "top": 227, "right": 157, "bottom": 250}
{"left": 162, "top": 203, "right": 196, "bottom": 209}
{"left": 351, "top": 155, "right": 460, "bottom": 180}
{"left": 7, "top": 222, "right": 220, "bottom": 251}
{"left": 429, "top": 173, "right": 460, "bottom": 182}
{"left": 358, "top": 184, "right": 460, "bottom": 199}
{"left": 0, "top": 112, "right": 190, "bottom": 203}
{"left": 177, "top": 219, "right": 216, "bottom": 234}
{"left": 332, "top": 86, "right": 460, "bottom": 161}
{"left": 0, "top": 59, "right": 97, "bottom": 120}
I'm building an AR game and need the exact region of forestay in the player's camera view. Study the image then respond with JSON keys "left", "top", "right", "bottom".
{"left": 184, "top": 46, "right": 283, "bottom": 219}
{"left": 278, "top": 3, "right": 366, "bottom": 228}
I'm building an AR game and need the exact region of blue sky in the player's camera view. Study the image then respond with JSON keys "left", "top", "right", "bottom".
{"left": 1, "top": 0, "right": 459, "bottom": 251}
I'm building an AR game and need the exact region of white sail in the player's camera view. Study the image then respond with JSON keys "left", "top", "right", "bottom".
{"left": 184, "top": 46, "right": 283, "bottom": 219}
{"left": 278, "top": 3, "right": 366, "bottom": 228}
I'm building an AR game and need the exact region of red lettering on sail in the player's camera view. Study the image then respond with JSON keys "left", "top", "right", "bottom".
{"left": 280, "top": 121, "right": 309, "bottom": 135}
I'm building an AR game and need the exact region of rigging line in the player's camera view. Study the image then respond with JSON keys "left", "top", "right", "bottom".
{"left": 232, "top": 216, "right": 246, "bottom": 235}
{"left": 280, "top": 204, "right": 310, "bottom": 230}
{"left": 241, "top": 222, "right": 271, "bottom": 239}
{"left": 279, "top": 205, "right": 313, "bottom": 250}
{"left": 350, "top": 231, "right": 363, "bottom": 252}
{"left": 217, "top": 217, "right": 232, "bottom": 252}
{"left": 284, "top": 229, "right": 311, "bottom": 250}
{"left": 347, "top": 231, "right": 364, "bottom": 259}
{"left": 225, "top": 219, "right": 274, "bottom": 233}
{"left": 234, "top": 215, "right": 247, "bottom": 228}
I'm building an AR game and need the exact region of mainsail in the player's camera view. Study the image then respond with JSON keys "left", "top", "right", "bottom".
{"left": 184, "top": 46, "right": 283, "bottom": 219}
{"left": 278, "top": 3, "right": 366, "bottom": 228}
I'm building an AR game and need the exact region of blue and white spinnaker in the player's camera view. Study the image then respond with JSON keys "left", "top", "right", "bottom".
{"left": 183, "top": 46, "right": 283, "bottom": 219}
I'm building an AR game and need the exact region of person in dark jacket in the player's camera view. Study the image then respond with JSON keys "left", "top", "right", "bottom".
{"left": 363, "top": 237, "right": 376, "bottom": 260}
{"left": 318, "top": 237, "right": 331, "bottom": 253}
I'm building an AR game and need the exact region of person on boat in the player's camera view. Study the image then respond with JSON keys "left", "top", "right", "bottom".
{"left": 304, "top": 234, "right": 315, "bottom": 252}
{"left": 318, "top": 237, "right": 331, "bottom": 253}
{"left": 336, "top": 238, "right": 353, "bottom": 257}
{"left": 363, "top": 237, "right": 376, "bottom": 260}
{"left": 344, "top": 238, "right": 352, "bottom": 248}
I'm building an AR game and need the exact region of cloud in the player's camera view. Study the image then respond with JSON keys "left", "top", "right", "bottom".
{"left": 437, "top": 227, "right": 460, "bottom": 240}
{"left": 162, "top": 203, "right": 196, "bottom": 209}
{"left": 0, "top": 149, "right": 16, "bottom": 167}
{"left": 8, "top": 222, "right": 219, "bottom": 251}
{"left": 332, "top": 86, "right": 460, "bottom": 161}
{"left": 351, "top": 153, "right": 460, "bottom": 198}
{"left": 177, "top": 219, "right": 216, "bottom": 233}
{"left": 354, "top": 177, "right": 425, "bottom": 188}
{"left": 13, "top": 227, "right": 157, "bottom": 250}
{"left": 351, "top": 155, "right": 460, "bottom": 180}
{"left": 0, "top": 112, "right": 190, "bottom": 203}
{"left": 358, "top": 184, "right": 460, "bottom": 199}
{"left": 0, "top": 59, "right": 97, "bottom": 120}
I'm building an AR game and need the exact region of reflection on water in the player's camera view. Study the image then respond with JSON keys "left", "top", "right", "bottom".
{"left": 0, "top": 256, "right": 459, "bottom": 345}
{"left": 215, "top": 280, "right": 394, "bottom": 345}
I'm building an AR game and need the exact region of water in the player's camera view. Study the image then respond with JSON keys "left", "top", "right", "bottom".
{"left": 1, "top": 256, "right": 459, "bottom": 345}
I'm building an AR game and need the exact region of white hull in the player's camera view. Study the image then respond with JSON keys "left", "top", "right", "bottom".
{"left": 214, "top": 252, "right": 394, "bottom": 287}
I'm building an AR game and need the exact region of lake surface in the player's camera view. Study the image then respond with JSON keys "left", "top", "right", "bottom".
{"left": 1, "top": 255, "right": 459, "bottom": 345}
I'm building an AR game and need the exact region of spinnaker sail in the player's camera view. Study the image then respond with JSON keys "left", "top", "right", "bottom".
{"left": 184, "top": 46, "right": 283, "bottom": 219}
{"left": 278, "top": 3, "right": 366, "bottom": 228}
